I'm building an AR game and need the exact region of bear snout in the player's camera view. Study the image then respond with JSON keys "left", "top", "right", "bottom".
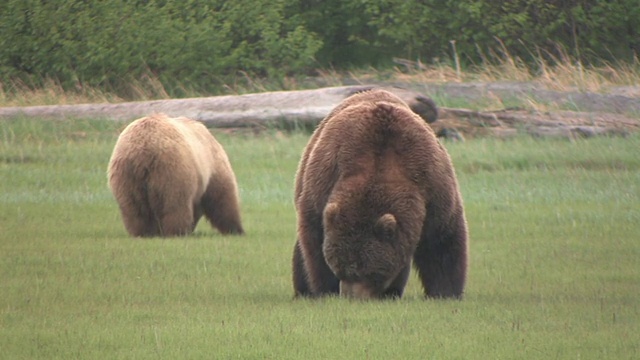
{"left": 339, "top": 281, "right": 376, "bottom": 299}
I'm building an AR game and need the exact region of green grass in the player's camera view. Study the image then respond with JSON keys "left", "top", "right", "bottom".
{"left": 1, "top": 119, "right": 638, "bottom": 359}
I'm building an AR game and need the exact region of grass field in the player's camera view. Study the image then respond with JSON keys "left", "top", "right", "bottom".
{"left": 1, "top": 118, "right": 638, "bottom": 359}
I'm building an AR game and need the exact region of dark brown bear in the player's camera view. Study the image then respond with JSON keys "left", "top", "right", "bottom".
{"left": 108, "top": 113, "right": 244, "bottom": 237}
{"left": 292, "top": 89, "right": 468, "bottom": 299}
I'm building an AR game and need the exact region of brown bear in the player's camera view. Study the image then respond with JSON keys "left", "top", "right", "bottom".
{"left": 107, "top": 113, "right": 244, "bottom": 237}
{"left": 292, "top": 89, "right": 468, "bottom": 299}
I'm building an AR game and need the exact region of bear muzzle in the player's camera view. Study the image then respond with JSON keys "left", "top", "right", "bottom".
{"left": 339, "top": 274, "right": 398, "bottom": 299}
{"left": 339, "top": 281, "right": 376, "bottom": 299}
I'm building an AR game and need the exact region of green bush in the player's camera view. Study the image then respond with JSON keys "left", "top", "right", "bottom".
{"left": 1, "top": 0, "right": 638, "bottom": 96}
{"left": 0, "top": 0, "right": 321, "bottom": 96}
{"left": 449, "top": 0, "right": 640, "bottom": 64}
{"left": 290, "top": 0, "right": 640, "bottom": 67}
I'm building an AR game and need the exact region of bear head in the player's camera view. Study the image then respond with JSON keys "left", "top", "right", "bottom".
{"left": 321, "top": 187, "right": 426, "bottom": 299}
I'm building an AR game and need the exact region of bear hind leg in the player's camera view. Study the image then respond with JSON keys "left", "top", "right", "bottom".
{"left": 146, "top": 188, "right": 195, "bottom": 237}
{"left": 120, "top": 206, "right": 159, "bottom": 237}
{"left": 158, "top": 210, "right": 196, "bottom": 236}
{"left": 201, "top": 177, "right": 244, "bottom": 235}
{"left": 115, "top": 183, "right": 160, "bottom": 237}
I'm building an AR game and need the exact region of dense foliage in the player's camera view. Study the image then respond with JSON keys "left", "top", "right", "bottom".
{"left": 1, "top": 0, "right": 638, "bottom": 96}
{"left": 0, "top": 0, "right": 322, "bottom": 96}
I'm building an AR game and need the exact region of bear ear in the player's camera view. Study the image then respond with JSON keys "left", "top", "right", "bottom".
{"left": 323, "top": 202, "right": 340, "bottom": 226}
{"left": 375, "top": 213, "right": 397, "bottom": 241}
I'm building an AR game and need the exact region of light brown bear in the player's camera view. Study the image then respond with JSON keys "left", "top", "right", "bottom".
{"left": 292, "top": 89, "right": 468, "bottom": 299}
{"left": 107, "top": 113, "right": 244, "bottom": 237}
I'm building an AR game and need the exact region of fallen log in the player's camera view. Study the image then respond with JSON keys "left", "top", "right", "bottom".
{"left": 439, "top": 108, "right": 640, "bottom": 130}
{"left": 1, "top": 85, "right": 637, "bottom": 138}
{"left": 0, "top": 85, "right": 438, "bottom": 127}
{"left": 433, "top": 107, "right": 640, "bottom": 139}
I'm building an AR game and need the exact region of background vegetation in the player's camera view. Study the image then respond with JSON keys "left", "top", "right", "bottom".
{"left": 2, "top": 2, "right": 637, "bottom": 357}
{"left": 1, "top": 0, "right": 639, "bottom": 97}
{"left": 1, "top": 119, "right": 638, "bottom": 358}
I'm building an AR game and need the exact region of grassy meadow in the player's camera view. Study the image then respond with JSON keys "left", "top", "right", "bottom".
{"left": 1, "top": 117, "right": 638, "bottom": 359}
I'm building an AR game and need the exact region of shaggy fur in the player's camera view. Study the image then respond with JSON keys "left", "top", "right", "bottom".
{"left": 108, "top": 114, "right": 244, "bottom": 237}
{"left": 292, "top": 89, "right": 468, "bottom": 299}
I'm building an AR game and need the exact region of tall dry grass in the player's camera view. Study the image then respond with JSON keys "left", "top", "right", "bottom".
{"left": 1, "top": 50, "right": 639, "bottom": 108}
{"left": 393, "top": 42, "right": 640, "bottom": 94}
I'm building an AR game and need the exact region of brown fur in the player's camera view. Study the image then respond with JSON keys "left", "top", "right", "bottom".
{"left": 107, "top": 113, "right": 244, "bottom": 237}
{"left": 292, "top": 89, "right": 468, "bottom": 299}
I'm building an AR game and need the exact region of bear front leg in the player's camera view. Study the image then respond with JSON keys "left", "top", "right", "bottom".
{"left": 297, "top": 214, "right": 339, "bottom": 296}
{"left": 381, "top": 265, "right": 411, "bottom": 299}
{"left": 292, "top": 240, "right": 311, "bottom": 296}
{"left": 414, "top": 216, "right": 468, "bottom": 299}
